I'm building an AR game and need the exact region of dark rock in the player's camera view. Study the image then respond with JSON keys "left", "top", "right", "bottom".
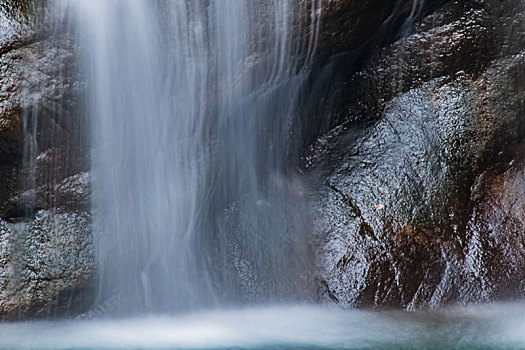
{"left": 315, "top": 0, "right": 447, "bottom": 62}
{"left": 0, "top": 9, "right": 92, "bottom": 319}
{"left": 0, "top": 108, "right": 23, "bottom": 165}
{"left": 301, "top": 0, "right": 524, "bottom": 147}
{"left": 310, "top": 0, "right": 525, "bottom": 308}
{"left": 0, "top": 32, "right": 88, "bottom": 213}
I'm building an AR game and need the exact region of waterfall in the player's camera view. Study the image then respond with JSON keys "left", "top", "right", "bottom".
{"left": 67, "top": 0, "right": 321, "bottom": 314}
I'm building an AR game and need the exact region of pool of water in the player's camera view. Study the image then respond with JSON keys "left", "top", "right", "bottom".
{"left": 1, "top": 304, "right": 525, "bottom": 349}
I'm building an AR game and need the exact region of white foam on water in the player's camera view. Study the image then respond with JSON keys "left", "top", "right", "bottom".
{"left": 1, "top": 303, "right": 525, "bottom": 349}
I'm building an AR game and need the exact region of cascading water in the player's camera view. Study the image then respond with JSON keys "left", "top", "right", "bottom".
{"left": 2, "top": 0, "right": 525, "bottom": 348}
{"left": 68, "top": 0, "right": 321, "bottom": 314}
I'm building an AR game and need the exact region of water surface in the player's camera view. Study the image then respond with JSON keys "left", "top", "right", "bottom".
{"left": 2, "top": 303, "right": 525, "bottom": 349}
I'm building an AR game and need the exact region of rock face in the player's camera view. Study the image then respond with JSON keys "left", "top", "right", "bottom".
{"left": 309, "top": 0, "right": 525, "bottom": 308}
{"left": 314, "top": 0, "right": 446, "bottom": 61}
{"left": 0, "top": 209, "right": 93, "bottom": 319}
{"left": 0, "top": 11, "right": 93, "bottom": 319}
{"left": 0, "top": 0, "right": 523, "bottom": 318}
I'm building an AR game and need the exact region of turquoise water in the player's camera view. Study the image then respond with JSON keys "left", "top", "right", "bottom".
{"left": 1, "top": 304, "right": 525, "bottom": 349}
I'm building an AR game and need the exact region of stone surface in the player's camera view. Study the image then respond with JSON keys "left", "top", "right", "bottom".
{"left": 314, "top": 0, "right": 446, "bottom": 62}
{"left": 0, "top": 9, "right": 92, "bottom": 319}
{"left": 309, "top": 0, "right": 525, "bottom": 309}
{"left": 0, "top": 210, "right": 94, "bottom": 319}
{"left": 0, "top": 29, "right": 88, "bottom": 218}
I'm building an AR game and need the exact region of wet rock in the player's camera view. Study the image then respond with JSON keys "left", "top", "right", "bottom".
{"left": 33, "top": 147, "right": 86, "bottom": 189}
{"left": 0, "top": 18, "right": 87, "bottom": 217}
{"left": 0, "top": 210, "right": 94, "bottom": 319}
{"left": 462, "top": 162, "right": 525, "bottom": 301}
{"left": 3, "top": 172, "right": 91, "bottom": 220}
{"left": 315, "top": 0, "right": 447, "bottom": 62}
{"left": 303, "top": 0, "right": 524, "bottom": 145}
{"left": 0, "top": 108, "right": 23, "bottom": 165}
{"left": 211, "top": 189, "right": 315, "bottom": 304}
{"left": 53, "top": 172, "right": 91, "bottom": 211}
{"left": 310, "top": 0, "right": 525, "bottom": 308}
{"left": 0, "top": 10, "right": 91, "bottom": 318}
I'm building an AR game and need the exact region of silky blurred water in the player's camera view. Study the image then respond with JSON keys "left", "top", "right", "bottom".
{"left": 64, "top": 0, "right": 321, "bottom": 314}
{"left": 1, "top": 303, "right": 525, "bottom": 349}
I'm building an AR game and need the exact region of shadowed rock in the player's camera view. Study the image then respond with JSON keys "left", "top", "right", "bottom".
{"left": 0, "top": 7, "right": 92, "bottom": 319}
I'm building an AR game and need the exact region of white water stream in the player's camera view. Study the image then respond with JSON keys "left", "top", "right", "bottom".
{"left": 66, "top": 0, "right": 321, "bottom": 314}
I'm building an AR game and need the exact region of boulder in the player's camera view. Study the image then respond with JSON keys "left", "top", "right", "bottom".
{"left": 0, "top": 210, "right": 94, "bottom": 319}
{"left": 310, "top": 0, "right": 525, "bottom": 308}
